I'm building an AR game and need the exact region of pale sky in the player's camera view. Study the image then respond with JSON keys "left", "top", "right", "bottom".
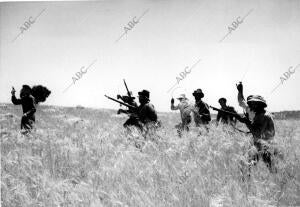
{"left": 1, "top": 0, "right": 300, "bottom": 113}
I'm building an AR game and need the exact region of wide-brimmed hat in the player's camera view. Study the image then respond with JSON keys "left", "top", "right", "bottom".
{"left": 247, "top": 95, "right": 267, "bottom": 107}
{"left": 177, "top": 94, "right": 188, "bottom": 100}
{"left": 192, "top": 89, "right": 204, "bottom": 98}
{"left": 138, "top": 89, "right": 150, "bottom": 99}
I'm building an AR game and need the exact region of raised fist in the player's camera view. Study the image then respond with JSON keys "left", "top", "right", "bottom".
{"left": 236, "top": 82, "right": 243, "bottom": 93}
{"left": 171, "top": 98, "right": 174, "bottom": 104}
{"left": 11, "top": 87, "right": 16, "bottom": 96}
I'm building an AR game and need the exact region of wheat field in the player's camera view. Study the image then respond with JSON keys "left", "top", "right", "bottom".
{"left": 1, "top": 104, "right": 299, "bottom": 207}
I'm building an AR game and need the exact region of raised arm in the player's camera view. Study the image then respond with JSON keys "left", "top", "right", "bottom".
{"left": 11, "top": 87, "right": 22, "bottom": 105}
{"left": 236, "top": 82, "right": 247, "bottom": 109}
{"left": 170, "top": 98, "right": 179, "bottom": 110}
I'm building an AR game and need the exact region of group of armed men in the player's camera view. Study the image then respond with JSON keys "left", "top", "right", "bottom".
{"left": 12, "top": 81, "right": 277, "bottom": 173}
{"left": 109, "top": 81, "right": 277, "bottom": 173}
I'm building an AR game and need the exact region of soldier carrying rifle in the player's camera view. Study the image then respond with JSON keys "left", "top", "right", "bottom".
{"left": 236, "top": 82, "right": 277, "bottom": 173}
{"left": 117, "top": 93, "right": 139, "bottom": 128}
{"left": 115, "top": 80, "right": 139, "bottom": 128}
{"left": 105, "top": 87, "right": 158, "bottom": 133}
{"left": 216, "top": 97, "right": 238, "bottom": 126}
{"left": 210, "top": 82, "right": 277, "bottom": 173}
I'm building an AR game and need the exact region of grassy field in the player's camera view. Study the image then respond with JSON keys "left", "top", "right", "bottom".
{"left": 1, "top": 103, "right": 299, "bottom": 207}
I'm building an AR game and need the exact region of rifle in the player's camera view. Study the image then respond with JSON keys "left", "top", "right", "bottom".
{"left": 209, "top": 105, "right": 250, "bottom": 124}
{"left": 123, "top": 79, "right": 132, "bottom": 98}
{"left": 210, "top": 105, "right": 251, "bottom": 134}
{"left": 105, "top": 95, "right": 137, "bottom": 111}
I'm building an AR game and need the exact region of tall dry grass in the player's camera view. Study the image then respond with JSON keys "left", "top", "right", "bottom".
{"left": 1, "top": 104, "right": 299, "bottom": 207}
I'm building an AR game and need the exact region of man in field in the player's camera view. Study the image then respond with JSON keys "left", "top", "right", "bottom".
{"left": 192, "top": 89, "right": 211, "bottom": 133}
{"left": 11, "top": 85, "right": 36, "bottom": 134}
{"left": 137, "top": 90, "right": 158, "bottom": 126}
{"left": 11, "top": 85, "right": 51, "bottom": 134}
{"left": 171, "top": 94, "right": 193, "bottom": 137}
{"left": 116, "top": 92, "right": 139, "bottom": 128}
{"left": 216, "top": 97, "right": 237, "bottom": 126}
{"left": 236, "top": 82, "right": 276, "bottom": 172}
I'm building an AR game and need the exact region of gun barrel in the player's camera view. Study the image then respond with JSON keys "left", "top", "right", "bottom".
{"left": 123, "top": 79, "right": 131, "bottom": 97}
{"left": 105, "top": 95, "right": 137, "bottom": 110}
{"left": 209, "top": 105, "right": 240, "bottom": 117}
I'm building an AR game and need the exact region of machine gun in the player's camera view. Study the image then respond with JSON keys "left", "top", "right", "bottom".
{"left": 117, "top": 79, "right": 136, "bottom": 104}
{"left": 105, "top": 95, "right": 138, "bottom": 111}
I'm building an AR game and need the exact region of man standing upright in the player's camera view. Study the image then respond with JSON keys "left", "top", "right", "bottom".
{"left": 171, "top": 94, "right": 192, "bottom": 136}
{"left": 11, "top": 85, "right": 36, "bottom": 133}
{"left": 192, "top": 89, "right": 211, "bottom": 133}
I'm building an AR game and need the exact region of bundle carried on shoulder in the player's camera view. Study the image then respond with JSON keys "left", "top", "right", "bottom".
{"left": 31, "top": 85, "right": 51, "bottom": 104}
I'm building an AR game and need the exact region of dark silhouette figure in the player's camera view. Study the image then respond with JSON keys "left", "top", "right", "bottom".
{"left": 216, "top": 97, "right": 237, "bottom": 126}
{"left": 117, "top": 94, "right": 139, "bottom": 128}
{"left": 11, "top": 85, "right": 36, "bottom": 133}
{"left": 137, "top": 90, "right": 158, "bottom": 126}
{"left": 11, "top": 85, "right": 51, "bottom": 134}
{"left": 192, "top": 89, "right": 211, "bottom": 124}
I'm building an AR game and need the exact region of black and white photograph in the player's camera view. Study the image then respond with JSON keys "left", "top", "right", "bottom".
{"left": 0, "top": 0, "right": 300, "bottom": 206}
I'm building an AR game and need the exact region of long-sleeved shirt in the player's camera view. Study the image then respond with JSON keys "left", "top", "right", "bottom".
{"left": 237, "top": 92, "right": 275, "bottom": 145}
{"left": 138, "top": 102, "right": 157, "bottom": 124}
{"left": 11, "top": 95, "right": 36, "bottom": 119}
{"left": 171, "top": 100, "right": 192, "bottom": 122}
{"left": 216, "top": 105, "right": 237, "bottom": 124}
{"left": 193, "top": 100, "right": 211, "bottom": 124}
{"left": 237, "top": 91, "right": 255, "bottom": 122}
{"left": 246, "top": 112, "right": 275, "bottom": 142}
